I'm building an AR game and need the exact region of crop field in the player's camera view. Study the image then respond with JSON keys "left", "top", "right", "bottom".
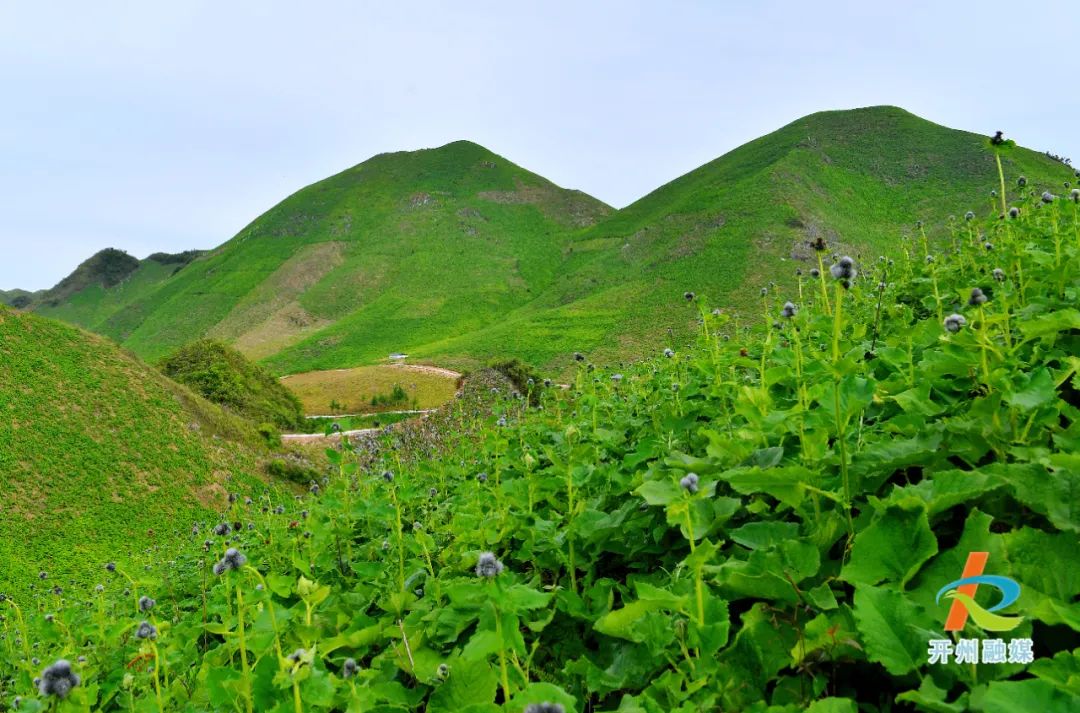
{"left": 3, "top": 151, "right": 1077, "bottom": 710}
{"left": 279, "top": 363, "right": 461, "bottom": 415}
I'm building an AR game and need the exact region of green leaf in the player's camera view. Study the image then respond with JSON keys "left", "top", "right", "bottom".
{"left": 635, "top": 478, "right": 681, "bottom": 506}
{"left": 804, "top": 698, "right": 857, "bottom": 713}
{"left": 975, "top": 679, "right": 1080, "bottom": 712}
{"left": 1020, "top": 309, "right": 1080, "bottom": 341}
{"left": 843, "top": 499, "right": 937, "bottom": 587}
{"left": 427, "top": 658, "right": 499, "bottom": 712}
{"left": 508, "top": 682, "right": 577, "bottom": 711}
{"left": 851, "top": 585, "right": 928, "bottom": 676}
{"left": 1008, "top": 455, "right": 1080, "bottom": 533}
{"left": 1029, "top": 650, "right": 1080, "bottom": 696}
{"left": 1005, "top": 367, "right": 1057, "bottom": 411}
{"left": 896, "top": 678, "right": 970, "bottom": 712}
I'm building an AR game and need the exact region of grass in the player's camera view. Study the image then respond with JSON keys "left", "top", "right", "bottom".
{"left": 2, "top": 162, "right": 1078, "bottom": 710}
{"left": 296, "top": 411, "right": 418, "bottom": 434}
{"left": 0, "top": 308, "right": 273, "bottom": 596}
{"left": 280, "top": 364, "right": 460, "bottom": 414}
{"left": 16, "top": 107, "right": 1075, "bottom": 381}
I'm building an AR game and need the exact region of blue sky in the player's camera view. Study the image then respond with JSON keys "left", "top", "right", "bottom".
{"left": 2, "top": 1, "right": 1077, "bottom": 290}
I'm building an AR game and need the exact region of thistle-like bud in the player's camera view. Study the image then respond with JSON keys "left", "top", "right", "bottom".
{"left": 135, "top": 621, "right": 157, "bottom": 640}
{"left": 38, "top": 660, "right": 80, "bottom": 699}
{"left": 964, "top": 211, "right": 975, "bottom": 221}
{"left": 781, "top": 302, "right": 797, "bottom": 319}
{"left": 968, "top": 288, "right": 988, "bottom": 306}
{"left": 992, "top": 268, "right": 1005, "bottom": 282}
{"left": 1008, "top": 206, "right": 1020, "bottom": 218}
{"left": 680, "top": 472, "right": 700, "bottom": 494}
{"left": 944, "top": 314, "right": 967, "bottom": 333}
{"left": 475, "top": 552, "right": 504, "bottom": 578}
{"left": 138, "top": 596, "right": 155, "bottom": 612}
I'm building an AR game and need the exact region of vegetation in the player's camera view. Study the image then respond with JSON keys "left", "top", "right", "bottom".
{"left": 298, "top": 411, "right": 417, "bottom": 434}
{"left": 0, "top": 309, "right": 270, "bottom": 596}
{"left": 2, "top": 149, "right": 1077, "bottom": 711}
{"left": 280, "top": 365, "right": 459, "bottom": 415}
{"left": 158, "top": 340, "right": 306, "bottom": 430}
{"left": 11, "top": 108, "right": 1074, "bottom": 379}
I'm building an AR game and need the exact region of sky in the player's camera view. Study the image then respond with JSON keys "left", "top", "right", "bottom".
{"left": 2, "top": 1, "right": 1078, "bottom": 291}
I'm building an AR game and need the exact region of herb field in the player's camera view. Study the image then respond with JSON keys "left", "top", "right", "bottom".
{"left": 2, "top": 164, "right": 1079, "bottom": 711}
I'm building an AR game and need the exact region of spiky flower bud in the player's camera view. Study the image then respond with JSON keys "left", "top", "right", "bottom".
{"left": 964, "top": 211, "right": 975, "bottom": 221}
{"left": 984, "top": 242, "right": 993, "bottom": 251}
{"left": 477, "top": 472, "right": 488, "bottom": 483}
{"left": 105, "top": 562, "right": 116, "bottom": 573}
{"left": 135, "top": 621, "right": 157, "bottom": 640}
{"left": 138, "top": 596, "right": 155, "bottom": 612}
{"left": 475, "top": 552, "right": 504, "bottom": 578}
{"left": 1008, "top": 206, "right": 1020, "bottom": 218}
{"left": 437, "top": 663, "right": 450, "bottom": 680}
{"left": 38, "top": 660, "right": 80, "bottom": 699}
{"left": 382, "top": 470, "right": 394, "bottom": 483}
{"left": 1071, "top": 189, "right": 1080, "bottom": 203}
{"left": 1042, "top": 191, "right": 1055, "bottom": 204}
{"left": 992, "top": 268, "right": 1005, "bottom": 282}
{"left": 683, "top": 291, "right": 695, "bottom": 302}
{"left": 781, "top": 302, "right": 797, "bottom": 319}
{"left": 680, "top": 472, "right": 700, "bottom": 494}
{"left": 1017, "top": 176, "right": 1027, "bottom": 187}
{"left": 524, "top": 704, "right": 566, "bottom": 713}
{"left": 342, "top": 658, "right": 359, "bottom": 678}
{"left": 829, "top": 256, "right": 857, "bottom": 288}
{"left": 809, "top": 268, "right": 820, "bottom": 278}
{"left": 663, "top": 348, "right": 674, "bottom": 358}
{"left": 944, "top": 314, "right": 967, "bottom": 333}
{"left": 968, "top": 288, "right": 988, "bottom": 306}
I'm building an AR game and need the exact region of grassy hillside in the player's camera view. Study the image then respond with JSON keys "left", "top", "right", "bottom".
{"left": 2, "top": 161, "right": 1077, "bottom": 710}
{"left": 19, "top": 108, "right": 1075, "bottom": 378}
{"left": 420, "top": 107, "right": 1077, "bottom": 370}
{"left": 0, "top": 308, "right": 270, "bottom": 594}
{"left": 28, "top": 249, "right": 203, "bottom": 334}
{"left": 281, "top": 364, "right": 460, "bottom": 414}
{"left": 159, "top": 339, "right": 306, "bottom": 430}
{"left": 47, "top": 141, "right": 610, "bottom": 372}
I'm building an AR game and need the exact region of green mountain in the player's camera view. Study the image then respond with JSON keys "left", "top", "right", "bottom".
{"left": 16, "top": 106, "right": 1074, "bottom": 375}
{"left": 0, "top": 306, "right": 268, "bottom": 593}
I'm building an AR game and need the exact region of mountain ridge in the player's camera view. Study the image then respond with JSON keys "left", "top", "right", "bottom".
{"left": 13, "top": 106, "right": 1075, "bottom": 374}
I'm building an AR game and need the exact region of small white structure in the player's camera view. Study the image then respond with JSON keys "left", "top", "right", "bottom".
{"left": 388, "top": 353, "right": 408, "bottom": 361}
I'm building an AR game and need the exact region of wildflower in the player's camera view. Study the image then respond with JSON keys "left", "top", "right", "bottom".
{"left": 39, "top": 572, "right": 47, "bottom": 580}
{"left": 287, "top": 649, "right": 306, "bottom": 664}
{"left": 781, "top": 301, "right": 797, "bottom": 319}
{"left": 964, "top": 211, "right": 975, "bottom": 221}
{"left": 105, "top": 562, "right": 116, "bottom": 573}
{"left": 984, "top": 242, "right": 993, "bottom": 251}
{"left": 543, "top": 378, "right": 552, "bottom": 387}
{"left": 342, "top": 658, "right": 359, "bottom": 678}
{"left": 760, "top": 287, "right": 768, "bottom": 297}
{"left": 135, "top": 621, "right": 157, "bottom": 640}
{"left": 944, "top": 314, "right": 967, "bottom": 333}
{"left": 429, "top": 487, "right": 438, "bottom": 498}
{"left": 213, "top": 523, "right": 230, "bottom": 537}
{"left": 228, "top": 493, "right": 238, "bottom": 504}
{"left": 381, "top": 540, "right": 390, "bottom": 551}
{"left": 829, "top": 256, "right": 857, "bottom": 288}
{"left": 993, "top": 268, "right": 1005, "bottom": 282}
{"left": 497, "top": 415, "right": 508, "bottom": 426}
{"left": 968, "top": 288, "right": 988, "bottom": 306}
{"left": 138, "top": 596, "right": 155, "bottom": 612}
{"left": 38, "top": 659, "right": 80, "bottom": 699}
{"left": 611, "top": 374, "right": 623, "bottom": 383}
{"left": 810, "top": 237, "right": 827, "bottom": 251}
{"left": 680, "top": 472, "right": 700, "bottom": 494}
{"left": 274, "top": 505, "right": 285, "bottom": 515}
{"left": 330, "top": 423, "right": 342, "bottom": 433}
{"left": 1071, "top": 188, "right": 1080, "bottom": 203}
{"left": 683, "top": 291, "right": 695, "bottom": 302}
{"left": 1008, "top": 206, "right": 1020, "bottom": 218}
{"left": 1042, "top": 191, "right": 1055, "bottom": 203}
{"left": 573, "top": 352, "right": 585, "bottom": 362}
{"left": 663, "top": 348, "right": 674, "bottom": 358}
{"left": 990, "top": 130, "right": 1005, "bottom": 146}
{"left": 477, "top": 472, "right": 488, "bottom": 483}
{"left": 809, "top": 268, "right": 821, "bottom": 278}
{"left": 95, "top": 584, "right": 104, "bottom": 593}
{"left": 382, "top": 470, "right": 394, "bottom": 483}
{"left": 925, "top": 255, "right": 935, "bottom": 263}
{"left": 436, "top": 663, "right": 450, "bottom": 680}
{"left": 213, "top": 548, "right": 247, "bottom": 576}
{"left": 524, "top": 704, "right": 565, "bottom": 713}
{"left": 412, "top": 521, "right": 423, "bottom": 531}
{"left": 475, "top": 552, "right": 504, "bottom": 578}
{"left": 1018, "top": 176, "right": 1027, "bottom": 187}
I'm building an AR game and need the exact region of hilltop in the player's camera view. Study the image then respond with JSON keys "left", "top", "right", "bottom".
{"left": 0, "top": 307, "right": 269, "bottom": 593}
{"left": 16, "top": 107, "right": 1075, "bottom": 375}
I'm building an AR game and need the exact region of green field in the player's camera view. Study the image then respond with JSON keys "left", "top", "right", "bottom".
{"left": 13, "top": 107, "right": 1074, "bottom": 380}
{"left": 280, "top": 364, "right": 460, "bottom": 415}
{"left": 2, "top": 155, "right": 1077, "bottom": 710}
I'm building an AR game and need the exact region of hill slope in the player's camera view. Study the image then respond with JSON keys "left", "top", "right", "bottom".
{"left": 0, "top": 307, "right": 267, "bottom": 593}
{"left": 17, "top": 107, "right": 1075, "bottom": 375}
{"left": 422, "top": 106, "right": 1077, "bottom": 369}
{"left": 35, "top": 141, "right": 611, "bottom": 372}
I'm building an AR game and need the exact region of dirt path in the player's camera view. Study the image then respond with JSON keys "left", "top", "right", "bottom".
{"left": 302, "top": 408, "right": 436, "bottom": 419}
{"left": 282, "top": 428, "right": 381, "bottom": 443}
{"left": 388, "top": 363, "right": 461, "bottom": 379}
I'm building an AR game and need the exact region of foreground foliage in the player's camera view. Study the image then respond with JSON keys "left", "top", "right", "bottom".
{"left": 3, "top": 175, "right": 1079, "bottom": 711}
